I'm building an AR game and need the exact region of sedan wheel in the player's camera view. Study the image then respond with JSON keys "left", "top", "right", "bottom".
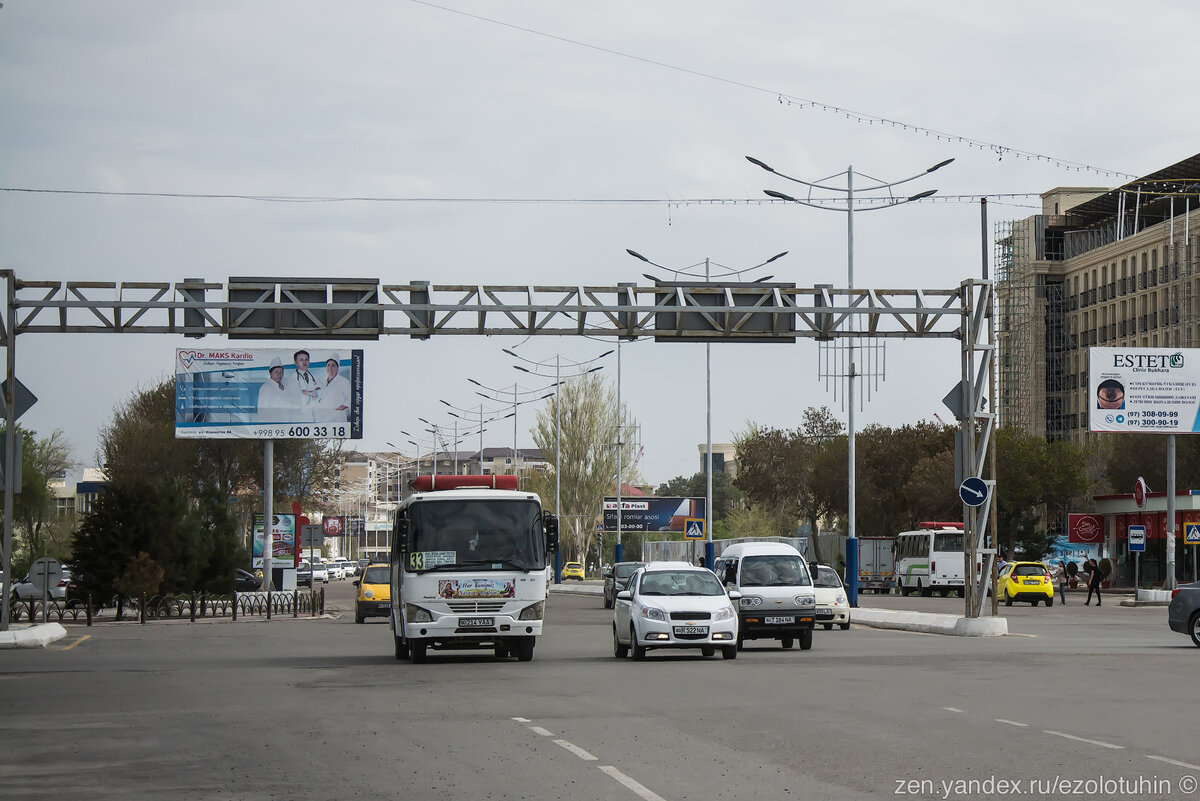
{"left": 822, "top": 623, "right": 833, "bottom": 631}
{"left": 613, "top": 625, "right": 629, "bottom": 659}
{"left": 631, "top": 626, "right": 646, "bottom": 660}
{"left": 781, "top": 637, "right": 794, "bottom": 649}
{"left": 799, "top": 629, "right": 813, "bottom": 650}
{"left": 1190, "top": 612, "right": 1200, "bottom": 648}
{"left": 722, "top": 645, "right": 737, "bottom": 660}
{"left": 700, "top": 646, "right": 715, "bottom": 657}
{"left": 839, "top": 622, "right": 851, "bottom": 631}
{"left": 1004, "top": 589, "right": 1013, "bottom": 607}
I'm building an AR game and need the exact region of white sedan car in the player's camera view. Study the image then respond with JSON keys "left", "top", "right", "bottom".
{"left": 812, "top": 564, "right": 851, "bottom": 630}
{"left": 311, "top": 563, "right": 330, "bottom": 583}
{"left": 328, "top": 562, "right": 346, "bottom": 580}
{"left": 613, "top": 562, "right": 741, "bottom": 660}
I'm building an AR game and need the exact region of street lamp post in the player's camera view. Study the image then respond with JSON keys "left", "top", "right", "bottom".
{"left": 440, "top": 399, "right": 509, "bottom": 475}
{"left": 749, "top": 154, "right": 952, "bottom": 607}
{"left": 503, "top": 347, "right": 611, "bottom": 578}
{"left": 467, "top": 377, "right": 558, "bottom": 479}
{"left": 627, "top": 248, "right": 788, "bottom": 570}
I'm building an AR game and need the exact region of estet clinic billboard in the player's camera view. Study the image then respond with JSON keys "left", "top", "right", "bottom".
{"left": 602, "top": 497, "right": 705, "bottom": 532}
{"left": 175, "top": 348, "right": 363, "bottom": 440}
{"left": 1089, "top": 347, "right": 1200, "bottom": 433}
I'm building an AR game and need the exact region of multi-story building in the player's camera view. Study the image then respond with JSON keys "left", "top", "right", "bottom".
{"left": 997, "top": 152, "right": 1200, "bottom": 442}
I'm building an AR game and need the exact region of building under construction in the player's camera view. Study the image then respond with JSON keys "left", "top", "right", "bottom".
{"left": 996, "top": 153, "right": 1200, "bottom": 444}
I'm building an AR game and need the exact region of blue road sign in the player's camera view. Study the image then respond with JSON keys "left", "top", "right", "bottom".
{"left": 959, "top": 476, "right": 989, "bottom": 507}
{"left": 1185, "top": 523, "right": 1200, "bottom": 545}
{"left": 1128, "top": 525, "right": 1146, "bottom": 553}
{"left": 684, "top": 517, "right": 705, "bottom": 539}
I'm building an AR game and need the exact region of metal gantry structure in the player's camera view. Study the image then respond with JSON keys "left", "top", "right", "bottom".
{"left": 0, "top": 270, "right": 998, "bottom": 627}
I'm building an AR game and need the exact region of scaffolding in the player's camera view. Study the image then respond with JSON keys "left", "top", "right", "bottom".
{"left": 995, "top": 218, "right": 1040, "bottom": 436}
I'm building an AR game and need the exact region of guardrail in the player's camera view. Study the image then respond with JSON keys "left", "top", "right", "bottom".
{"left": 7, "top": 589, "right": 325, "bottom": 626}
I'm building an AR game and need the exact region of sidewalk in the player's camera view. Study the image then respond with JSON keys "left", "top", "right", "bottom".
{"left": 0, "top": 622, "right": 68, "bottom": 649}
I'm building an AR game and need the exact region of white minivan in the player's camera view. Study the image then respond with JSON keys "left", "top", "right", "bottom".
{"left": 712, "top": 542, "right": 817, "bottom": 650}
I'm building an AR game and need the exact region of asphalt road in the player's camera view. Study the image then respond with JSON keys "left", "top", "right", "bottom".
{"left": 1, "top": 580, "right": 1196, "bottom": 801}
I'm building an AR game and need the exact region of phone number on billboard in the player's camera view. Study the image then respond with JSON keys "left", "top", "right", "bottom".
{"left": 257, "top": 425, "right": 351, "bottom": 438}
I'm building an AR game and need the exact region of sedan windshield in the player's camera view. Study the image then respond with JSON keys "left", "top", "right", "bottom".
{"left": 362, "top": 566, "right": 390, "bottom": 584}
{"left": 407, "top": 499, "right": 545, "bottom": 572}
{"left": 614, "top": 563, "right": 641, "bottom": 579}
{"left": 813, "top": 566, "right": 842, "bottom": 588}
{"left": 638, "top": 571, "right": 724, "bottom": 596}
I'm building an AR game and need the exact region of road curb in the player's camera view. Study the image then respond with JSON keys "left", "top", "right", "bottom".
{"left": 851, "top": 608, "right": 1008, "bottom": 637}
{"left": 0, "top": 622, "right": 69, "bottom": 649}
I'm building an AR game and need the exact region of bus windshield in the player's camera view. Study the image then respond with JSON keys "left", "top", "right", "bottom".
{"left": 406, "top": 499, "right": 545, "bottom": 572}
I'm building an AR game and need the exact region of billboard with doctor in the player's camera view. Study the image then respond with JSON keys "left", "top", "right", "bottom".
{"left": 175, "top": 348, "right": 364, "bottom": 439}
{"left": 1089, "top": 347, "right": 1200, "bottom": 434}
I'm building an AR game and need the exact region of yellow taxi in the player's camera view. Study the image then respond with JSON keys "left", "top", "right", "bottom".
{"left": 998, "top": 561, "right": 1054, "bottom": 607}
{"left": 354, "top": 563, "right": 391, "bottom": 623}
{"left": 563, "top": 561, "right": 585, "bottom": 581}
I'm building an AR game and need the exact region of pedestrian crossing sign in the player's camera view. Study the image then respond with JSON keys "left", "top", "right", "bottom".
{"left": 684, "top": 517, "right": 705, "bottom": 539}
{"left": 1186, "top": 523, "right": 1200, "bottom": 545}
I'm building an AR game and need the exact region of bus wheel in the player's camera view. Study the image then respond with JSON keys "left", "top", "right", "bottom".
{"left": 955, "top": 588, "right": 965, "bottom": 598}
{"left": 515, "top": 637, "right": 535, "bottom": 662}
{"left": 899, "top": 583, "right": 911, "bottom": 597}
{"left": 394, "top": 636, "right": 408, "bottom": 660}
{"left": 410, "top": 640, "right": 428, "bottom": 663}
{"left": 494, "top": 642, "right": 510, "bottom": 659}
{"left": 919, "top": 582, "right": 933, "bottom": 598}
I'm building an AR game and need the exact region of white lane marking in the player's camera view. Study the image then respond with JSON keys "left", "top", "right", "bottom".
{"left": 1147, "top": 754, "right": 1200, "bottom": 771}
{"left": 529, "top": 726, "right": 554, "bottom": 737}
{"left": 942, "top": 707, "right": 965, "bottom": 713}
{"left": 995, "top": 719, "right": 1028, "bottom": 727}
{"left": 599, "top": 765, "right": 669, "bottom": 801}
{"left": 511, "top": 717, "right": 530, "bottom": 722}
{"left": 1043, "top": 730, "right": 1124, "bottom": 750}
{"left": 1005, "top": 632, "right": 1038, "bottom": 638}
{"left": 553, "top": 739, "right": 597, "bottom": 761}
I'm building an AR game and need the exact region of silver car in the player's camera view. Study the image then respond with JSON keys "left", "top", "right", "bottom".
{"left": 1167, "top": 581, "right": 1200, "bottom": 647}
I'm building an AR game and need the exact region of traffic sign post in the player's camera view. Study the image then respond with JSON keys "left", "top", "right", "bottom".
{"left": 30, "top": 557, "right": 62, "bottom": 624}
{"left": 1129, "top": 525, "right": 1146, "bottom": 592}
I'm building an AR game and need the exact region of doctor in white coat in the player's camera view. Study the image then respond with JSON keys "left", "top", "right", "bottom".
{"left": 255, "top": 356, "right": 294, "bottom": 421}
{"left": 315, "top": 353, "right": 351, "bottom": 423}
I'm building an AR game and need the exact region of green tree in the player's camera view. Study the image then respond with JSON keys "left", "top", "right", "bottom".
{"left": 994, "top": 426, "right": 1091, "bottom": 559}
{"left": 853, "top": 421, "right": 956, "bottom": 534}
{"left": 527, "top": 373, "right": 641, "bottom": 564}
{"left": 2, "top": 425, "right": 74, "bottom": 574}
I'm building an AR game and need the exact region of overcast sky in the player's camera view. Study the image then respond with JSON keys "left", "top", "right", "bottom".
{"left": 2, "top": 1, "right": 1197, "bottom": 488}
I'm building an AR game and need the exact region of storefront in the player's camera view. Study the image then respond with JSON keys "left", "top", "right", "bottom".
{"left": 1092, "top": 491, "right": 1200, "bottom": 588}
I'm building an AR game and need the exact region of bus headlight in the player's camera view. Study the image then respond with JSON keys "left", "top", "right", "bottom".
{"left": 518, "top": 601, "right": 544, "bottom": 620}
{"left": 405, "top": 604, "right": 432, "bottom": 623}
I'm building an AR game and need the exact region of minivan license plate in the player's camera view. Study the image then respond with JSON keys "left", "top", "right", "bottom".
{"left": 459, "top": 617, "right": 494, "bottom": 628}
{"left": 765, "top": 616, "right": 795, "bottom": 624}
{"left": 673, "top": 625, "right": 708, "bottom": 636}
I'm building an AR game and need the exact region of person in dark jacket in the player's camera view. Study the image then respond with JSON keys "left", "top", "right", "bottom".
{"left": 1084, "top": 558, "right": 1103, "bottom": 606}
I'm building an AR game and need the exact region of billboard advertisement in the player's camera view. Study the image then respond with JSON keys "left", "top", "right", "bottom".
{"left": 1067, "top": 513, "right": 1104, "bottom": 544}
{"left": 252, "top": 513, "right": 297, "bottom": 568}
{"left": 1089, "top": 347, "right": 1200, "bottom": 433}
{"left": 175, "top": 348, "right": 364, "bottom": 440}
{"left": 601, "top": 497, "right": 705, "bottom": 532}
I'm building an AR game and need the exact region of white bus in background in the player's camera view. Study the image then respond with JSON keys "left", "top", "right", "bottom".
{"left": 895, "top": 522, "right": 971, "bottom": 597}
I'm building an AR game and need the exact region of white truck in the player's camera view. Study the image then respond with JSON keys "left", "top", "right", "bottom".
{"left": 390, "top": 475, "right": 559, "bottom": 663}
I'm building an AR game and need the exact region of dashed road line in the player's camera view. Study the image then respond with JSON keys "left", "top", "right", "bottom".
{"left": 511, "top": 717, "right": 530, "bottom": 722}
{"left": 600, "top": 765, "right": 669, "bottom": 801}
{"left": 995, "top": 719, "right": 1028, "bottom": 727}
{"left": 1043, "top": 730, "right": 1124, "bottom": 750}
{"left": 529, "top": 726, "right": 554, "bottom": 737}
{"left": 553, "top": 739, "right": 598, "bottom": 761}
{"left": 1146, "top": 755, "right": 1200, "bottom": 771}
{"left": 942, "top": 707, "right": 965, "bottom": 714}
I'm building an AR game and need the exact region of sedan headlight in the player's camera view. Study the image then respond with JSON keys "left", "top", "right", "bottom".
{"left": 795, "top": 595, "right": 816, "bottom": 607}
{"left": 714, "top": 606, "right": 735, "bottom": 622}
{"left": 405, "top": 604, "right": 432, "bottom": 623}
{"left": 641, "top": 606, "right": 666, "bottom": 622}
{"left": 739, "top": 596, "right": 763, "bottom": 607}
{"left": 835, "top": 594, "right": 846, "bottom": 605}
{"left": 518, "top": 601, "right": 544, "bottom": 620}
{"left": 362, "top": 589, "right": 374, "bottom": 599}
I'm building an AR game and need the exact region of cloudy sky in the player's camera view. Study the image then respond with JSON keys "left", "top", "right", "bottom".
{"left": 2, "top": 1, "right": 1197, "bottom": 487}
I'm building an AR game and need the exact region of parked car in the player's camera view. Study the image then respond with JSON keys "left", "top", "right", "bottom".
{"left": 311, "top": 562, "right": 330, "bottom": 583}
{"left": 563, "top": 562, "right": 585, "bottom": 581}
{"left": 10, "top": 568, "right": 72, "bottom": 601}
{"left": 1168, "top": 581, "right": 1200, "bottom": 647}
{"left": 612, "top": 562, "right": 740, "bottom": 660}
{"left": 998, "top": 561, "right": 1054, "bottom": 607}
{"left": 812, "top": 564, "right": 851, "bottom": 631}
{"left": 603, "top": 561, "right": 645, "bottom": 609}
{"left": 354, "top": 563, "right": 391, "bottom": 624}
{"left": 297, "top": 561, "right": 313, "bottom": 588}
{"left": 233, "top": 569, "right": 262, "bottom": 593}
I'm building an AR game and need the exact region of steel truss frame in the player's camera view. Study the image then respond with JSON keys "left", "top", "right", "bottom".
{"left": 0, "top": 271, "right": 995, "bottom": 622}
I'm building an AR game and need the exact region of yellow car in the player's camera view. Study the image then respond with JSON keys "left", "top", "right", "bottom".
{"left": 354, "top": 563, "right": 391, "bottom": 623}
{"left": 563, "top": 562, "right": 585, "bottom": 581}
{"left": 998, "top": 561, "right": 1054, "bottom": 607}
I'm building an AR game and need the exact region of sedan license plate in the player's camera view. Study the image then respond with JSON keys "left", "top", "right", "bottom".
{"left": 764, "top": 615, "right": 795, "bottom": 624}
{"left": 673, "top": 625, "right": 708, "bottom": 636}
{"left": 1023, "top": 579, "right": 1041, "bottom": 585}
{"left": 459, "top": 617, "right": 494, "bottom": 628}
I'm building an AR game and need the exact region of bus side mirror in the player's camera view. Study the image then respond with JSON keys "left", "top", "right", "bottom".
{"left": 544, "top": 514, "right": 559, "bottom": 553}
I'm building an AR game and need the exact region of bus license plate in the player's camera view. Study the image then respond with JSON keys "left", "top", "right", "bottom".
{"left": 765, "top": 616, "right": 795, "bottom": 624}
{"left": 673, "top": 626, "right": 708, "bottom": 636}
{"left": 459, "top": 617, "right": 494, "bottom": 628}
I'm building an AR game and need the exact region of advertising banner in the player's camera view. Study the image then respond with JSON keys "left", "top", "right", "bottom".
{"left": 1067, "top": 513, "right": 1105, "bottom": 544}
{"left": 252, "top": 513, "right": 297, "bottom": 568}
{"left": 601, "top": 497, "right": 705, "bottom": 532}
{"left": 175, "top": 347, "right": 364, "bottom": 440}
{"left": 1089, "top": 347, "right": 1200, "bottom": 433}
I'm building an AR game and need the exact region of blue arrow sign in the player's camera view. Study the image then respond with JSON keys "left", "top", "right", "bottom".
{"left": 959, "top": 476, "right": 988, "bottom": 507}
{"left": 1128, "top": 525, "right": 1146, "bottom": 552}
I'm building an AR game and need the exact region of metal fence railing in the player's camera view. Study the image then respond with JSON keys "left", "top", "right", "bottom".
{"left": 7, "top": 589, "right": 326, "bottom": 626}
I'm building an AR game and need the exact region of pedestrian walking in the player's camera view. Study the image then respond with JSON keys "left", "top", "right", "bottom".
{"left": 1054, "top": 560, "right": 1069, "bottom": 605}
{"left": 1084, "top": 558, "right": 1103, "bottom": 606}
